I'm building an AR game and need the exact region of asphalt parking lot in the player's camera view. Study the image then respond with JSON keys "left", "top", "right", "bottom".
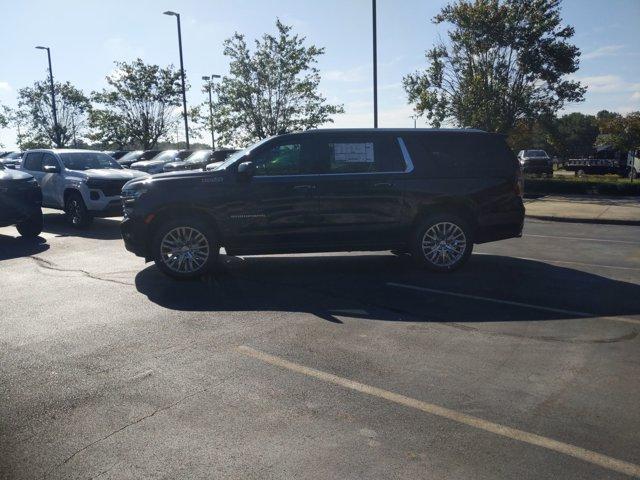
{"left": 1, "top": 210, "right": 639, "bottom": 479}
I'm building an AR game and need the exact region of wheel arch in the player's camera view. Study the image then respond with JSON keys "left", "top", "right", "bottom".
{"left": 412, "top": 197, "right": 479, "bottom": 235}
{"left": 146, "top": 204, "right": 222, "bottom": 251}
{"left": 63, "top": 188, "right": 82, "bottom": 204}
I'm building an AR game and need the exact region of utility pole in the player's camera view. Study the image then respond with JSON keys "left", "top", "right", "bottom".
{"left": 164, "top": 11, "right": 190, "bottom": 149}
{"left": 202, "top": 75, "right": 221, "bottom": 150}
{"left": 372, "top": 0, "right": 378, "bottom": 128}
{"left": 35, "top": 46, "right": 59, "bottom": 146}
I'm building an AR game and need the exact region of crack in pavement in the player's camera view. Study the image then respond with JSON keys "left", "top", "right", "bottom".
{"left": 42, "top": 372, "right": 238, "bottom": 479}
{"left": 30, "top": 256, "right": 134, "bottom": 286}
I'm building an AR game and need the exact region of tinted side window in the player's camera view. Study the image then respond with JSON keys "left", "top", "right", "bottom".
{"left": 252, "top": 140, "right": 314, "bottom": 176}
{"left": 404, "top": 133, "right": 515, "bottom": 178}
{"left": 23, "top": 152, "right": 44, "bottom": 171}
{"left": 314, "top": 135, "right": 406, "bottom": 174}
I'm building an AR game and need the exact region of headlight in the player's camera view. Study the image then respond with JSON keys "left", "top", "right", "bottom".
{"left": 121, "top": 186, "right": 148, "bottom": 204}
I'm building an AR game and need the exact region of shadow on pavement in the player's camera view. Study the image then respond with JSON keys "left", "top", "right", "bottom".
{"left": 0, "top": 234, "right": 49, "bottom": 260}
{"left": 41, "top": 213, "right": 122, "bottom": 240}
{"left": 135, "top": 253, "right": 640, "bottom": 324}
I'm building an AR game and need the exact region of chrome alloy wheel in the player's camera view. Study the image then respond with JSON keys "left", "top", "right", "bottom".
{"left": 159, "top": 226, "right": 210, "bottom": 274}
{"left": 68, "top": 199, "right": 82, "bottom": 225}
{"left": 421, "top": 222, "right": 467, "bottom": 267}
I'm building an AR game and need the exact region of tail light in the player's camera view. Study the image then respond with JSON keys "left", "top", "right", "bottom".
{"left": 515, "top": 167, "right": 524, "bottom": 197}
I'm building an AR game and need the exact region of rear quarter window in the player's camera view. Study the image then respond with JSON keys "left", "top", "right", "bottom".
{"left": 404, "top": 133, "right": 516, "bottom": 178}
{"left": 314, "top": 135, "right": 406, "bottom": 174}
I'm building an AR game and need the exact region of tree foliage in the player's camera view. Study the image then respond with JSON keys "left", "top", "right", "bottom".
{"left": 17, "top": 80, "right": 90, "bottom": 148}
{"left": 549, "top": 112, "right": 599, "bottom": 158}
{"left": 404, "top": 0, "right": 585, "bottom": 133}
{"left": 596, "top": 111, "right": 640, "bottom": 152}
{"left": 91, "top": 59, "right": 183, "bottom": 149}
{"left": 210, "top": 20, "right": 344, "bottom": 146}
{"left": 0, "top": 103, "right": 9, "bottom": 129}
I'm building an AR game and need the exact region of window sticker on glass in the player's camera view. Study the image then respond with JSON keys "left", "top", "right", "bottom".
{"left": 331, "top": 143, "right": 374, "bottom": 163}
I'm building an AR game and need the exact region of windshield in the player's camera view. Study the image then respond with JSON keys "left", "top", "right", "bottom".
{"left": 525, "top": 150, "right": 548, "bottom": 157}
{"left": 59, "top": 152, "right": 122, "bottom": 170}
{"left": 6, "top": 152, "right": 23, "bottom": 159}
{"left": 151, "top": 151, "right": 178, "bottom": 163}
{"left": 211, "top": 138, "right": 273, "bottom": 171}
{"left": 185, "top": 150, "right": 212, "bottom": 163}
{"left": 118, "top": 150, "right": 143, "bottom": 162}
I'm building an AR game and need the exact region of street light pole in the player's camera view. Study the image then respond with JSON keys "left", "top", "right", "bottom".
{"left": 164, "top": 11, "right": 190, "bottom": 149}
{"left": 410, "top": 114, "right": 417, "bottom": 129}
{"left": 202, "top": 75, "right": 221, "bottom": 150}
{"left": 35, "top": 46, "right": 59, "bottom": 146}
{"left": 372, "top": 0, "right": 378, "bottom": 128}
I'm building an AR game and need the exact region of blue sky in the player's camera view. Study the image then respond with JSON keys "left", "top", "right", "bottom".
{"left": 1, "top": 0, "right": 639, "bottom": 148}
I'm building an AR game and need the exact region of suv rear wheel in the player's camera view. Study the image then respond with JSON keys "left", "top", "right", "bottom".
{"left": 411, "top": 213, "right": 473, "bottom": 272}
{"left": 152, "top": 217, "right": 219, "bottom": 279}
{"left": 65, "top": 192, "right": 93, "bottom": 228}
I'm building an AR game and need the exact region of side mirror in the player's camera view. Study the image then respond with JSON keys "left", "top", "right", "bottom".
{"left": 43, "top": 164, "right": 60, "bottom": 173}
{"left": 237, "top": 161, "right": 255, "bottom": 179}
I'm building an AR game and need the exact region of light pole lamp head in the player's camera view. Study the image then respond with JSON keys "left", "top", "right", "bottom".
{"left": 35, "top": 46, "right": 48, "bottom": 51}
{"left": 202, "top": 76, "right": 210, "bottom": 81}
{"left": 163, "top": 10, "right": 178, "bottom": 16}
{"left": 211, "top": 74, "right": 221, "bottom": 79}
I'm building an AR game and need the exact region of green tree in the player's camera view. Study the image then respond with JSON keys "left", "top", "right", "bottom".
{"left": 210, "top": 20, "right": 344, "bottom": 146}
{"left": 87, "top": 108, "right": 132, "bottom": 149}
{"left": 404, "top": 0, "right": 585, "bottom": 133}
{"left": 507, "top": 119, "right": 554, "bottom": 154}
{"left": 0, "top": 103, "right": 8, "bottom": 129}
{"left": 596, "top": 111, "right": 640, "bottom": 152}
{"left": 17, "top": 80, "right": 90, "bottom": 147}
{"left": 91, "top": 59, "right": 183, "bottom": 149}
{"left": 548, "top": 112, "right": 599, "bottom": 158}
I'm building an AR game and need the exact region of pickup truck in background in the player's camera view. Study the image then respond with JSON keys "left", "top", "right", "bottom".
{"left": 20, "top": 149, "right": 147, "bottom": 228}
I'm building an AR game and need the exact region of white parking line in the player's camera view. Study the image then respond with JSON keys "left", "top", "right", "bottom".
{"left": 387, "top": 282, "right": 640, "bottom": 326}
{"left": 524, "top": 234, "right": 640, "bottom": 245}
{"left": 237, "top": 346, "right": 640, "bottom": 478}
{"left": 474, "top": 252, "right": 640, "bottom": 272}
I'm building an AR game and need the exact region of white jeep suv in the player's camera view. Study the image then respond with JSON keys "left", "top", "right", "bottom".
{"left": 20, "top": 149, "right": 147, "bottom": 227}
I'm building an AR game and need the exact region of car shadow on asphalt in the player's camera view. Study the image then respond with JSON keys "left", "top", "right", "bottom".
{"left": 41, "top": 213, "right": 123, "bottom": 240}
{"left": 134, "top": 253, "right": 640, "bottom": 324}
{"left": 0, "top": 234, "right": 49, "bottom": 261}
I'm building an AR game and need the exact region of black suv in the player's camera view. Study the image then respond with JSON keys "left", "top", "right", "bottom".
{"left": 121, "top": 129, "right": 524, "bottom": 279}
{"left": 0, "top": 163, "right": 43, "bottom": 237}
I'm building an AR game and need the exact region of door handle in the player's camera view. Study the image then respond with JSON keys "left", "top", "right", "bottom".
{"left": 373, "top": 182, "right": 393, "bottom": 188}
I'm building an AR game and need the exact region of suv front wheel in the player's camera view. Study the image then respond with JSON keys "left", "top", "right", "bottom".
{"left": 411, "top": 213, "right": 473, "bottom": 272}
{"left": 152, "top": 217, "right": 219, "bottom": 279}
{"left": 16, "top": 209, "right": 43, "bottom": 238}
{"left": 65, "top": 192, "right": 93, "bottom": 228}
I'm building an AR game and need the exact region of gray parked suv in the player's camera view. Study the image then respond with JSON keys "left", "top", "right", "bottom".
{"left": 20, "top": 149, "right": 147, "bottom": 227}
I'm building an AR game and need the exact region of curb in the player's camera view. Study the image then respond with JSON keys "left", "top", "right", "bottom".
{"left": 525, "top": 214, "right": 640, "bottom": 226}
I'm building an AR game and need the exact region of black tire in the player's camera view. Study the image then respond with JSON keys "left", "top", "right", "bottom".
{"left": 152, "top": 216, "right": 219, "bottom": 280}
{"left": 16, "top": 209, "right": 43, "bottom": 238}
{"left": 65, "top": 192, "right": 93, "bottom": 228}
{"left": 410, "top": 213, "right": 474, "bottom": 273}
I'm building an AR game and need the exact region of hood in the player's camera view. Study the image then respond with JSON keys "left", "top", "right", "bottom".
{"left": 0, "top": 167, "right": 34, "bottom": 184}
{"left": 205, "top": 161, "right": 224, "bottom": 171}
{"left": 131, "top": 160, "right": 165, "bottom": 168}
{"left": 163, "top": 161, "right": 187, "bottom": 170}
{"left": 68, "top": 168, "right": 148, "bottom": 181}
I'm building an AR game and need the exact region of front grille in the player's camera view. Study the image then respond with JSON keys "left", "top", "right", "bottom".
{"left": 87, "top": 179, "right": 129, "bottom": 197}
{"left": 526, "top": 159, "right": 549, "bottom": 167}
